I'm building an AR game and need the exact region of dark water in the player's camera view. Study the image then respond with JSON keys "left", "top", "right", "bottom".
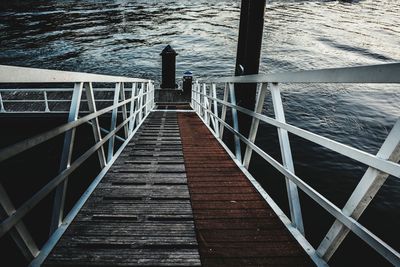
{"left": 1, "top": 0, "right": 399, "bottom": 266}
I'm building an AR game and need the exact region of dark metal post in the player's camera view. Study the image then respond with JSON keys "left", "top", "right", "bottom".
{"left": 160, "top": 45, "right": 178, "bottom": 89}
{"left": 182, "top": 71, "right": 193, "bottom": 97}
{"left": 234, "top": 0, "right": 266, "bottom": 137}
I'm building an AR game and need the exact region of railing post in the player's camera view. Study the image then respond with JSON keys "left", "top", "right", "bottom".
{"left": 212, "top": 83, "right": 220, "bottom": 138}
{"left": 84, "top": 82, "right": 107, "bottom": 168}
{"left": 270, "top": 82, "right": 304, "bottom": 234}
{"left": 207, "top": 84, "right": 214, "bottom": 128}
{"left": 136, "top": 85, "right": 141, "bottom": 126}
{"left": 0, "top": 183, "right": 39, "bottom": 260}
{"left": 44, "top": 91, "right": 50, "bottom": 112}
{"left": 107, "top": 82, "right": 122, "bottom": 162}
{"left": 148, "top": 81, "right": 153, "bottom": 112}
{"left": 129, "top": 83, "right": 137, "bottom": 133}
{"left": 152, "top": 81, "right": 155, "bottom": 109}
{"left": 197, "top": 82, "right": 201, "bottom": 115}
{"left": 139, "top": 82, "right": 144, "bottom": 122}
{"left": 50, "top": 82, "right": 83, "bottom": 235}
{"left": 143, "top": 82, "right": 148, "bottom": 115}
{"left": 203, "top": 83, "right": 209, "bottom": 124}
{"left": 190, "top": 83, "right": 196, "bottom": 111}
{"left": 219, "top": 83, "right": 229, "bottom": 138}
{"left": 198, "top": 82, "right": 202, "bottom": 115}
{"left": 317, "top": 119, "right": 400, "bottom": 260}
{"left": 194, "top": 81, "right": 199, "bottom": 114}
{"left": 243, "top": 82, "right": 268, "bottom": 169}
{"left": 0, "top": 92, "right": 5, "bottom": 112}
{"left": 119, "top": 83, "right": 129, "bottom": 139}
{"left": 228, "top": 83, "right": 242, "bottom": 162}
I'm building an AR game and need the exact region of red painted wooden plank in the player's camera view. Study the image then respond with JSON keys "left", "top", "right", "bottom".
{"left": 178, "top": 113, "right": 313, "bottom": 267}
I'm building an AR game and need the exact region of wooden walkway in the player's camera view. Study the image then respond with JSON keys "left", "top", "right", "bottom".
{"left": 44, "top": 112, "right": 201, "bottom": 267}
{"left": 44, "top": 110, "right": 313, "bottom": 267}
{"left": 178, "top": 113, "right": 313, "bottom": 267}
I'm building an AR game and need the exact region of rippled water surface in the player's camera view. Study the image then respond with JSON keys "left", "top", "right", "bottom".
{"left": 1, "top": 0, "right": 399, "bottom": 266}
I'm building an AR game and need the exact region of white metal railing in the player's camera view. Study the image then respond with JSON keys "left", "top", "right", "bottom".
{"left": 0, "top": 88, "right": 133, "bottom": 113}
{"left": 191, "top": 63, "right": 400, "bottom": 266}
{"left": 0, "top": 87, "right": 158, "bottom": 114}
{"left": 0, "top": 65, "right": 155, "bottom": 266}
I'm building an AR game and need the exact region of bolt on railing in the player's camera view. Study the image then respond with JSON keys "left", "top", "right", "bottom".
{"left": 0, "top": 65, "right": 155, "bottom": 266}
{"left": 192, "top": 63, "right": 400, "bottom": 266}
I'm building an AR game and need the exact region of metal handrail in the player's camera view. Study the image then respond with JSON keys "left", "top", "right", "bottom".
{"left": 0, "top": 87, "right": 153, "bottom": 113}
{"left": 192, "top": 63, "right": 400, "bottom": 266}
{"left": 207, "top": 62, "right": 400, "bottom": 83}
{"left": 0, "top": 66, "right": 155, "bottom": 266}
{"left": 0, "top": 65, "right": 149, "bottom": 83}
{"left": 198, "top": 93, "right": 400, "bottom": 179}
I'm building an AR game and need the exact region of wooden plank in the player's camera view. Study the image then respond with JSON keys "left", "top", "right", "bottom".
{"left": 44, "top": 111, "right": 314, "bottom": 267}
{"left": 44, "top": 112, "right": 201, "bottom": 267}
{"left": 178, "top": 113, "right": 314, "bottom": 267}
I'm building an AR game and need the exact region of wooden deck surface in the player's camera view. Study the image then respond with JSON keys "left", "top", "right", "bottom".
{"left": 178, "top": 113, "right": 313, "bottom": 267}
{"left": 44, "top": 110, "right": 313, "bottom": 267}
{"left": 44, "top": 112, "right": 201, "bottom": 267}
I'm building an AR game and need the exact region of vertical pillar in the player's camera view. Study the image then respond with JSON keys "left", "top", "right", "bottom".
{"left": 234, "top": 0, "right": 267, "bottom": 137}
{"left": 160, "top": 45, "right": 178, "bottom": 89}
{"left": 270, "top": 83, "right": 304, "bottom": 234}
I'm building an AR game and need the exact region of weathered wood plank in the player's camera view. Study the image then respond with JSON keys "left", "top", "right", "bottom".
{"left": 44, "top": 112, "right": 201, "bottom": 267}
{"left": 178, "top": 113, "right": 314, "bottom": 267}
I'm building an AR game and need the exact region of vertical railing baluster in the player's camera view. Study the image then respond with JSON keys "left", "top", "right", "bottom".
{"left": 152, "top": 81, "right": 155, "bottom": 109}
{"left": 85, "top": 82, "right": 107, "bottom": 168}
{"left": 135, "top": 84, "right": 141, "bottom": 127}
{"left": 212, "top": 83, "right": 220, "bottom": 138}
{"left": 197, "top": 81, "right": 201, "bottom": 115}
{"left": 50, "top": 82, "right": 83, "bottom": 234}
{"left": 139, "top": 82, "right": 144, "bottom": 122}
{"left": 243, "top": 83, "right": 268, "bottom": 169}
{"left": 44, "top": 91, "right": 50, "bottom": 112}
{"left": 191, "top": 82, "right": 195, "bottom": 111}
{"left": 120, "top": 83, "right": 129, "bottom": 139}
{"left": 129, "top": 83, "right": 137, "bottom": 133}
{"left": 147, "top": 81, "right": 153, "bottom": 112}
{"left": 196, "top": 82, "right": 199, "bottom": 114}
{"left": 199, "top": 83, "right": 202, "bottom": 113}
{"left": 195, "top": 82, "right": 199, "bottom": 114}
{"left": 270, "top": 82, "right": 304, "bottom": 234}
{"left": 143, "top": 82, "right": 147, "bottom": 116}
{"left": 152, "top": 82, "right": 155, "bottom": 109}
{"left": 195, "top": 81, "right": 198, "bottom": 112}
{"left": 207, "top": 83, "right": 215, "bottom": 131}
{"left": 228, "top": 83, "right": 242, "bottom": 162}
{"left": 219, "top": 83, "right": 229, "bottom": 138}
{"left": 107, "top": 82, "right": 121, "bottom": 162}
{"left": 0, "top": 92, "right": 5, "bottom": 112}
{"left": 147, "top": 82, "right": 150, "bottom": 112}
{"left": 203, "top": 83, "right": 209, "bottom": 124}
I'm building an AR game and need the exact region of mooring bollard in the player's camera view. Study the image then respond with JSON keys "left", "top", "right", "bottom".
{"left": 160, "top": 45, "right": 178, "bottom": 89}
{"left": 182, "top": 71, "right": 192, "bottom": 97}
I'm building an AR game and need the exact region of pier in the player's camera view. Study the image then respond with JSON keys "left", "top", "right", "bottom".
{"left": 41, "top": 110, "right": 311, "bottom": 266}
{"left": 0, "top": 63, "right": 399, "bottom": 267}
